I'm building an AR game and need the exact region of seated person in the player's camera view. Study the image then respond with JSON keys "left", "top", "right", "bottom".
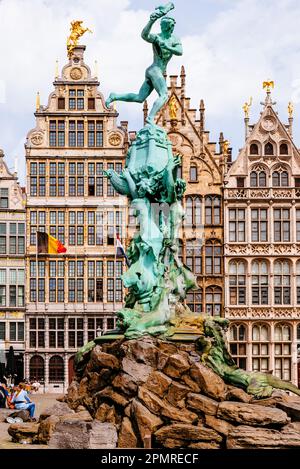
{"left": 11, "top": 383, "right": 35, "bottom": 419}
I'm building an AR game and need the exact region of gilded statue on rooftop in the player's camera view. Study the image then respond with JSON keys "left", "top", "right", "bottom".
{"left": 67, "top": 20, "right": 92, "bottom": 58}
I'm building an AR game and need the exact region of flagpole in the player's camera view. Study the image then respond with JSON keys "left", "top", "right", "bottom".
{"left": 36, "top": 230, "right": 38, "bottom": 310}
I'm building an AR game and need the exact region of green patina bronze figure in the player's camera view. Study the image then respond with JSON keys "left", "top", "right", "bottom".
{"left": 105, "top": 2, "right": 183, "bottom": 124}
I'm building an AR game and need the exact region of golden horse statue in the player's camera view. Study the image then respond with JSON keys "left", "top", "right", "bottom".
{"left": 67, "top": 20, "right": 92, "bottom": 58}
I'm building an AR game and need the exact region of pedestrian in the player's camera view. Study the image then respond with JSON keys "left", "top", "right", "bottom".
{"left": 0, "top": 382, "right": 8, "bottom": 408}
{"left": 11, "top": 383, "right": 36, "bottom": 420}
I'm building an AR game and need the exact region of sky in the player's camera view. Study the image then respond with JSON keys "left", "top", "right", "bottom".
{"left": 1, "top": 0, "right": 300, "bottom": 184}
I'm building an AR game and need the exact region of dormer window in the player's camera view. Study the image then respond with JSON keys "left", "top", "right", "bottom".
{"left": 250, "top": 171, "right": 266, "bottom": 187}
{"left": 280, "top": 143, "right": 289, "bottom": 155}
{"left": 250, "top": 143, "right": 259, "bottom": 155}
{"left": 265, "top": 142, "right": 274, "bottom": 156}
{"left": 57, "top": 98, "right": 65, "bottom": 110}
{"left": 0, "top": 188, "right": 8, "bottom": 209}
{"left": 69, "top": 89, "right": 84, "bottom": 111}
{"left": 272, "top": 170, "right": 289, "bottom": 187}
{"left": 189, "top": 165, "right": 198, "bottom": 182}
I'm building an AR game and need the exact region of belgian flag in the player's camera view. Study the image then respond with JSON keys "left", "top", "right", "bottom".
{"left": 37, "top": 231, "right": 67, "bottom": 254}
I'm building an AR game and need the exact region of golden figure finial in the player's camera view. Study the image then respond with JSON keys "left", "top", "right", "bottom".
{"left": 223, "top": 140, "right": 230, "bottom": 156}
{"left": 169, "top": 95, "right": 178, "bottom": 120}
{"left": 55, "top": 59, "right": 59, "bottom": 79}
{"left": 36, "top": 92, "right": 40, "bottom": 111}
{"left": 67, "top": 20, "right": 92, "bottom": 59}
{"left": 288, "top": 101, "right": 294, "bottom": 118}
{"left": 263, "top": 80, "right": 275, "bottom": 93}
{"left": 243, "top": 97, "right": 253, "bottom": 118}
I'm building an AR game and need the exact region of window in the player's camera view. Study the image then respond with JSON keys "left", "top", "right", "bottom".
{"left": 49, "top": 261, "right": 65, "bottom": 302}
{"left": 205, "top": 241, "right": 222, "bottom": 275}
{"left": 250, "top": 143, "right": 259, "bottom": 155}
{"left": 49, "top": 355, "right": 64, "bottom": 382}
{"left": 189, "top": 165, "right": 198, "bottom": 182}
{"left": 68, "top": 318, "right": 84, "bottom": 348}
{"left": 280, "top": 143, "right": 289, "bottom": 155}
{"left": 274, "top": 323, "right": 292, "bottom": 381}
{"left": 250, "top": 171, "right": 266, "bottom": 187}
{"left": 0, "top": 322, "right": 5, "bottom": 340}
{"left": 107, "top": 211, "right": 123, "bottom": 246}
{"left": 230, "top": 324, "right": 247, "bottom": 369}
{"left": 68, "top": 89, "right": 84, "bottom": 110}
{"left": 252, "top": 324, "right": 270, "bottom": 373}
{"left": 229, "top": 261, "right": 246, "bottom": 305}
{"left": 58, "top": 98, "right": 65, "bottom": 110}
{"left": 205, "top": 286, "right": 222, "bottom": 316}
{"left": 68, "top": 211, "right": 84, "bottom": 246}
{"left": 30, "top": 163, "right": 46, "bottom": 196}
{"left": 49, "top": 318, "right": 65, "bottom": 348}
{"left": 49, "top": 211, "right": 65, "bottom": 245}
{"left": 29, "top": 261, "right": 45, "bottom": 303}
{"left": 252, "top": 261, "right": 268, "bottom": 305}
{"left": 0, "top": 269, "right": 6, "bottom": 306}
{"left": 186, "top": 289, "right": 203, "bottom": 313}
{"left": 229, "top": 209, "right": 245, "bottom": 242}
{"left": 107, "top": 260, "right": 123, "bottom": 302}
{"left": 205, "top": 196, "right": 221, "bottom": 225}
{"left": 251, "top": 209, "right": 268, "bottom": 242}
{"left": 8, "top": 223, "right": 25, "bottom": 255}
{"left": 69, "top": 120, "right": 84, "bottom": 147}
{"left": 274, "top": 208, "right": 290, "bottom": 242}
{"left": 297, "top": 263, "right": 300, "bottom": 305}
{"left": 0, "top": 188, "right": 8, "bottom": 208}
{"left": 49, "top": 120, "right": 65, "bottom": 147}
{"left": 49, "top": 162, "right": 65, "bottom": 196}
{"left": 106, "top": 162, "right": 122, "bottom": 196}
{"left": 68, "top": 162, "right": 85, "bottom": 196}
{"left": 30, "top": 211, "right": 45, "bottom": 245}
{"left": 265, "top": 142, "right": 274, "bottom": 156}
{"left": 272, "top": 169, "right": 289, "bottom": 187}
{"left": 88, "top": 261, "right": 103, "bottom": 302}
{"left": 236, "top": 178, "right": 245, "bottom": 188}
{"left": 274, "top": 260, "right": 291, "bottom": 305}
{"left": 185, "top": 196, "right": 201, "bottom": 227}
{"left": 29, "top": 355, "right": 44, "bottom": 381}
{"left": 88, "top": 98, "right": 95, "bottom": 110}
{"left": 185, "top": 240, "right": 202, "bottom": 275}
{"left": 88, "top": 120, "right": 103, "bottom": 147}
{"left": 9, "top": 322, "right": 24, "bottom": 341}
{"left": 87, "top": 317, "right": 103, "bottom": 342}
{"left": 29, "top": 318, "right": 45, "bottom": 348}
{"left": 68, "top": 260, "right": 84, "bottom": 302}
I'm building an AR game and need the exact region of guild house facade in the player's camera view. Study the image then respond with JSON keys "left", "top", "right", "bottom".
{"left": 224, "top": 85, "right": 300, "bottom": 386}
{"left": 0, "top": 150, "right": 26, "bottom": 382}
{"left": 154, "top": 67, "right": 227, "bottom": 316}
{"left": 24, "top": 44, "right": 128, "bottom": 392}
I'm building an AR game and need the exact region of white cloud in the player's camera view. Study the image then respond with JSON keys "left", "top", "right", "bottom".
{"left": 1, "top": 0, "right": 300, "bottom": 183}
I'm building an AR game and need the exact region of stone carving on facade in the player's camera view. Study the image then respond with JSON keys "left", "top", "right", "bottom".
{"left": 273, "top": 189, "right": 293, "bottom": 198}
{"left": 251, "top": 309, "right": 272, "bottom": 319}
{"left": 70, "top": 67, "right": 83, "bottom": 80}
{"left": 30, "top": 131, "right": 44, "bottom": 146}
{"left": 108, "top": 133, "right": 122, "bottom": 146}
{"left": 226, "top": 244, "right": 248, "bottom": 255}
{"left": 227, "top": 309, "right": 248, "bottom": 318}
{"left": 250, "top": 189, "right": 270, "bottom": 198}
{"left": 273, "top": 244, "right": 293, "bottom": 254}
{"left": 251, "top": 244, "right": 270, "bottom": 255}
{"left": 228, "top": 189, "right": 247, "bottom": 199}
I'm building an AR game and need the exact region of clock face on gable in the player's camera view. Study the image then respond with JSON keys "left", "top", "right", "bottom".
{"left": 261, "top": 117, "right": 277, "bottom": 132}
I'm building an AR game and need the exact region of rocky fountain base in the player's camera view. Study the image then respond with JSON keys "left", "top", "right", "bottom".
{"left": 9, "top": 335, "right": 300, "bottom": 449}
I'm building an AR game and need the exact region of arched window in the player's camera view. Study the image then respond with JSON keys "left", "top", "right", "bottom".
{"left": 272, "top": 168, "right": 289, "bottom": 187}
{"left": 205, "top": 241, "right": 222, "bottom": 275}
{"left": 252, "top": 323, "right": 270, "bottom": 373}
{"left": 229, "top": 323, "right": 247, "bottom": 369}
{"left": 274, "top": 260, "right": 291, "bottom": 305}
{"left": 265, "top": 142, "right": 274, "bottom": 156}
{"left": 205, "top": 286, "right": 222, "bottom": 316}
{"left": 297, "top": 262, "right": 300, "bottom": 305}
{"left": 252, "top": 260, "right": 269, "bottom": 305}
{"left": 280, "top": 143, "right": 289, "bottom": 155}
{"left": 49, "top": 355, "right": 64, "bottom": 383}
{"left": 29, "top": 355, "right": 45, "bottom": 381}
{"left": 185, "top": 196, "right": 201, "bottom": 227}
{"left": 186, "top": 289, "right": 203, "bottom": 313}
{"left": 186, "top": 240, "right": 202, "bottom": 275}
{"left": 274, "top": 323, "right": 292, "bottom": 381}
{"left": 259, "top": 171, "right": 266, "bottom": 187}
{"left": 250, "top": 171, "right": 258, "bottom": 187}
{"left": 229, "top": 260, "right": 246, "bottom": 305}
{"left": 189, "top": 165, "right": 198, "bottom": 182}
{"left": 205, "top": 196, "right": 221, "bottom": 225}
{"left": 250, "top": 143, "right": 259, "bottom": 155}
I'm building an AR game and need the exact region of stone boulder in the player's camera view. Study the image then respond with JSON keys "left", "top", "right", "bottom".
{"left": 190, "top": 363, "right": 227, "bottom": 401}
{"left": 227, "top": 425, "right": 300, "bottom": 449}
{"left": 217, "top": 402, "right": 290, "bottom": 427}
{"left": 39, "top": 401, "right": 75, "bottom": 421}
{"left": 49, "top": 419, "right": 118, "bottom": 449}
{"left": 8, "top": 422, "right": 40, "bottom": 444}
{"left": 155, "top": 423, "right": 222, "bottom": 448}
{"left": 131, "top": 399, "right": 163, "bottom": 441}
{"left": 277, "top": 401, "right": 300, "bottom": 421}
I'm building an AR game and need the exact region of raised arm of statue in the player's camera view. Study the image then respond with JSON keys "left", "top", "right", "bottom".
{"left": 141, "top": 14, "right": 158, "bottom": 43}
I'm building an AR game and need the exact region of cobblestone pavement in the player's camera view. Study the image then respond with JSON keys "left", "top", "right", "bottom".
{"left": 0, "top": 394, "right": 60, "bottom": 449}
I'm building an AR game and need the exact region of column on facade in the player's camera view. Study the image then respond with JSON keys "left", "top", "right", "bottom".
{"left": 45, "top": 354, "right": 49, "bottom": 389}
{"left": 292, "top": 322, "right": 298, "bottom": 385}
